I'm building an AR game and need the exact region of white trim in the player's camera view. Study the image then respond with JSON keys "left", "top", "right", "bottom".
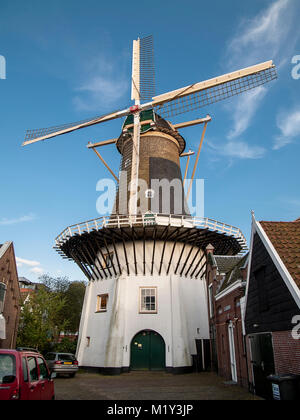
{"left": 244, "top": 213, "right": 256, "bottom": 318}
{"left": 0, "top": 313, "right": 6, "bottom": 340}
{"left": 215, "top": 280, "right": 245, "bottom": 301}
{"left": 208, "top": 284, "right": 214, "bottom": 318}
{"left": 228, "top": 321, "right": 237, "bottom": 383}
{"left": 0, "top": 242, "right": 11, "bottom": 260}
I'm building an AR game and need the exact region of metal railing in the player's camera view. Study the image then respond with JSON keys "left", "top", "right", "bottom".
{"left": 55, "top": 214, "right": 247, "bottom": 249}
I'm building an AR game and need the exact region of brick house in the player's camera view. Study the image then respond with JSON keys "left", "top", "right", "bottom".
{"left": 244, "top": 214, "right": 300, "bottom": 399}
{"left": 0, "top": 242, "right": 21, "bottom": 349}
{"left": 18, "top": 277, "right": 42, "bottom": 304}
{"left": 206, "top": 245, "right": 249, "bottom": 388}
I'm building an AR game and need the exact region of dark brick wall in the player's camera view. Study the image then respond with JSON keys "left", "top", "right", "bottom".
{"left": 115, "top": 131, "right": 184, "bottom": 214}
{"left": 272, "top": 330, "right": 300, "bottom": 375}
{"left": 245, "top": 233, "right": 300, "bottom": 334}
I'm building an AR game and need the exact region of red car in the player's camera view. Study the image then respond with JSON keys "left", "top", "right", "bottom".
{"left": 0, "top": 348, "right": 55, "bottom": 400}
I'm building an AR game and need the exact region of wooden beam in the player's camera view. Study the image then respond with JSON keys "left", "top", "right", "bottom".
{"left": 186, "top": 121, "right": 209, "bottom": 200}
{"left": 87, "top": 139, "right": 117, "bottom": 149}
{"left": 174, "top": 115, "right": 211, "bottom": 130}
{"left": 183, "top": 151, "right": 193, "bottom": 187}
{"left": 91, "top": 147, "right": 119, "bottom": 183}
{"left": 180, "top": 151, "right": 195, "bottom": 158}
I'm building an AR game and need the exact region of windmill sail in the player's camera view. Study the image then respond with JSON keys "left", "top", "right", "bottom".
{"left": 139, "top": 35, "right": 155, "bottom": 101}
{"left": 22, "top": 108, "right": 129, "bottom": 146}
{"left": 152, "top": 61, "right": 277, "bottom": 118}
{"left": 131, "top": 35, "right": 155, "bottom": 103}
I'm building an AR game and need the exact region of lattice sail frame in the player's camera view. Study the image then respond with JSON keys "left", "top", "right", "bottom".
{"left": 139, "top": 35, "right": 155, "bottom": 101}
{"left": 24, "top": 110, "right": 121, "bottom": 143}
{"left": 153, "top": 67, "right": 277, "bottom": 119}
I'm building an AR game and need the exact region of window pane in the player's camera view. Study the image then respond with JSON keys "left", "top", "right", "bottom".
{"left": 101, "top": 295, "right": 108, "bottom": 309}
{"left": 58, "top": 354, "right": 75, "bottom": 362}
{"left": 97, "top": 294, "right": 108, "bottom": 311}
{"left": 0, "top": 354, "right": 16, "bottom": 384}
{"left": 28, "top": 357, "right": 38, "bottom": 382}
{"left": 37, "top": 357, "right": 48, "bottom": 380}
{"left": 140, "top": 288, "right": 156, "bottom": 312}
{"left": 22, "top": 357, "right": 28, "bottom": 382}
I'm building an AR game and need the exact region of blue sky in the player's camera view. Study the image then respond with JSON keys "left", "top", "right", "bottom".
{"left": 0, "top": 0, "right": 299, "bottom": 282}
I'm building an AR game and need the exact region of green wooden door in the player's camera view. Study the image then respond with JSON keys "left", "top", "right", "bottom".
{"left": 130, "top": 331, "right": 165, "bottom": 371}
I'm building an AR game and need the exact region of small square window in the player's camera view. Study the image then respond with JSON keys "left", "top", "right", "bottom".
{"left": 140, "top": 288, "right": 157, "bottom": 313}
{"left": 96, "top": 294, "right": 109, "bottom": 312}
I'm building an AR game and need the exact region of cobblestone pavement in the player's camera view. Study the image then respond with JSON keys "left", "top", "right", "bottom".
{"left": 54, "top": 371, "right": 261, "bottom": 400}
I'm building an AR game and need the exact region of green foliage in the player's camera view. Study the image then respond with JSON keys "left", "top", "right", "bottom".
{"left": 55, "top": 337, "right": 78, "bottom": 354}
{"left": 17, "top": 286, "right": 69, "bottom": 353}
{"left": 17, "top": 275, "right": 87, "bottom": 353}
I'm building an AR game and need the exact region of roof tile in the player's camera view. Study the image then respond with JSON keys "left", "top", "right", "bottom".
{"left": 260, "top": 218, "right": 300, "bottom": 288}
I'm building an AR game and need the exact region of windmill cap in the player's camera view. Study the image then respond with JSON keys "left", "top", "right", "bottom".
{"left": 116, "top": 110, "right": 186, "bottom": 155}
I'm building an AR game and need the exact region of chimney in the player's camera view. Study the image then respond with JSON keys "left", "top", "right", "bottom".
{"left": 206, "top": 243, "right": 215, "bottom": 256}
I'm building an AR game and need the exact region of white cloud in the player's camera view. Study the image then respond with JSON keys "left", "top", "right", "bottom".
{"left": 16, "top": 257, "right": 41, "bottom": 268}
{"left": 208, "top": 139, "right": 266, "bottom": 160}
{"left": 17, "top": 256, "right": 45, "bottom": 277}
{"left": 224, "top": 0, "right": 298, "bottom": 140}
{"left": 0, "top": 213, "right": 36, "bottom": 226}
{"left": 73, "top": 55, "right": 129, "bottom": 112}
{"left": 227, "top": 86, "right": 267, "bottom": 139}
{"left": 227, "top": 0, "right": 293, "bottom": 69}
{"left": 30, "top": 267, "right": 45, "bottom": 275}
{"left": 273, "top": 107, "right": 300, "bottom": 149}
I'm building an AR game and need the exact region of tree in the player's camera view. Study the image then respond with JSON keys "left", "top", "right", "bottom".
{"left": 39, "top": 275, "right": 86, "bottom": 333}
{"left": 17, "top": 275, "right": 87, "bottom": 353}
{"left": 17, "top": 286, "right": 69, "bottom": 353}
{"left": 62, "top": 281, "right": 86, "bottom": 333}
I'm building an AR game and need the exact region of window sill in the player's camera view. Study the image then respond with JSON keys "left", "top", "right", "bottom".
{"left": 139, "top": 311, "right": 157, "bottom": 314}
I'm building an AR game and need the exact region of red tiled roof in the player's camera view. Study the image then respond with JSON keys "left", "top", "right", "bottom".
{"left": 260, "top": 218, "right": 300, "bottom": 288}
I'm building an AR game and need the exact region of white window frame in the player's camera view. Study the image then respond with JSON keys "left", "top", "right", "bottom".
{"left": 139, "top": 287, "right": 157, "bottom": 314}
{"left": 208, "top": 284, "right": 214, "bottom": 318}
{"left": 0, "top": 282, "right": 7, "bottom": 313}
{"left": 96, "top": 293, "right": 109, "bottom": 313}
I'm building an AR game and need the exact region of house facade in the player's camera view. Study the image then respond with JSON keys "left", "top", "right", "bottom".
{"left": 244, "top": 214, "right": 300, "bottom": 399}
{"left": 0, "top": 242, "right": 21, "bottom": 349}
{"left": 206, "top": 245, "right": 249, "bottom": 388}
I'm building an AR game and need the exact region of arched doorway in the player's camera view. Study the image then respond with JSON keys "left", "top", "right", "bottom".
{"left": 130, "top": 330, "right": 165, "bottom": 371}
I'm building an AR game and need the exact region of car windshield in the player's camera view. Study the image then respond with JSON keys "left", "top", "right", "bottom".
{"left": 0, "top": 354, "right": 16, "bottom": 384}
{"left": 57, "top": 354, "right": 75, "bottom": 362}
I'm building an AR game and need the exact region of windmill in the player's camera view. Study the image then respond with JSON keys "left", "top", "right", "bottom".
{"left": 23, "top": 36, "right": 276, "bottom": 215}
{"left": 23, "top": 36, "right": 277, "bottom": 373}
